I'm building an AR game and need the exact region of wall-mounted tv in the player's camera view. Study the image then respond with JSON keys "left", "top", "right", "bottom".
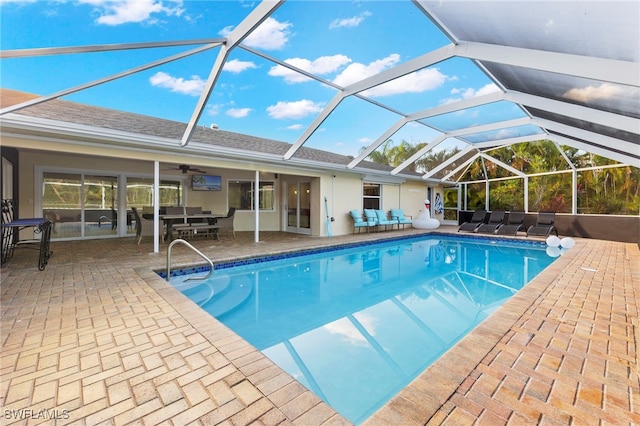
{"left": 191, "top": 175, "right": 222, "bottom": 191}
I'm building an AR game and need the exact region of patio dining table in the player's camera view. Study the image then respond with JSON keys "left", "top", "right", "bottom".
{"left": 158, "top": 213, "right": 223, "bottom": 241}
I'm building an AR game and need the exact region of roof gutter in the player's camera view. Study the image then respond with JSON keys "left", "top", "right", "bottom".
{"left": 0, "top": 114, "right": 429, "bottom": 182}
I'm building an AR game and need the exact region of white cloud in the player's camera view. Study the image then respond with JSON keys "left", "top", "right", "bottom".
{"left": 267, "top": 99, "right": 324, "bottom": 120}
{"left": 286, "top": 124, "right": 304, "bottom": 130}
{"left": 219, "top": 24, "right": 234, "bottom": 36}
{"left": 495, "top": 128, "right": 520, "bottom": 139}
{"left": 206, "top": 104, "right": 222, "bottom": 117}
{"left": 359, "top": 137, "right": 373, "bottom": 145}
{"left": 223, "top": 17, "right": 292, "bottom": 50}
{"left": 331, "top": 54, "right": 449, "bottom": 97}
{"left": 332, "top": 54, "right": 400, "bottom": 88}
{"left": 329, "top": 11, "right": 371, "bottom": 29}
{"left": 442, "top": 83, "right": 500, "bottom": 104}
{"left": 268, "top": 55, "right": 352, "bottom": 84}
{"left": 323, "top": 319, "right": 368, "bottom": 346}
{"left": 364, "top": 67, "right": 448, "bottom": 97}
{"left": 226, "top": 108, "right": 251, "bottom": 118}
{"left": 563, "top": 83, "right": 623, "bottom": 103}
{"left": 223, "top": 59, "right": 257, "bottom": 74}
{"left": 149, "top": 71, "right": 204, "bottom": 96}
{"left": 78, "top": 0, "right": 184, "bottom": 26}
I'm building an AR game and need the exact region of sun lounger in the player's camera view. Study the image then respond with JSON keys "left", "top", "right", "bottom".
{"left": 476, "top": 210, "right": 505, "bottom": 234}
{"left": 496, "top": 211, "right": 525, "bottom": 236}
{"left": 458, "top": 209, "right": 486, "bottom": 232}
{"left": 526, "top": 211, "right": 558, "bottom": 237}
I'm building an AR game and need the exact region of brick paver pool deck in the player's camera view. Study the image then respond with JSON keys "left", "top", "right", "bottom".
{"left": 1, "top": 228, "right": 638, "bottom": 425}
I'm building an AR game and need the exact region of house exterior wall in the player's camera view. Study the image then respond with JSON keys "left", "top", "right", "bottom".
{"left": 6, "top": 143, "right": 433, "bottom": 239}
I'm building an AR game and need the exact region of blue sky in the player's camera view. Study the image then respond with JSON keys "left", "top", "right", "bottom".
{"left": 1, "top": 0, "right": 515, "bottom": 157}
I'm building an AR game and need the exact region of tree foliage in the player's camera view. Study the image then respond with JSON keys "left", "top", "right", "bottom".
{"left": 363, "top": 138, "right": 639, "bottom": 215}
{"left": 362, "top": 139, "right": 461, "bottom": 174}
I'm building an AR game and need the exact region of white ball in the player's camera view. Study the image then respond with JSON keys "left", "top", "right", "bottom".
{"left": 546, "top": 235, "right": 561, "bottom": 247}
{"left": 546, "top": 246, "right": 561, "bottom": 257}
{"left": 560, "top": 237, "right": 575, "bottom": 248}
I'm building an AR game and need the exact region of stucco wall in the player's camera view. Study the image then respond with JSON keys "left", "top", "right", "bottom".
{"left": 12, "top": 149, "right": 441, "bottom": 238}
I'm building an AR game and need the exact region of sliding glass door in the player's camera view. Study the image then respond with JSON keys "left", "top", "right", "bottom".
{"left": 41, "top": 172, "right": 183, "bottom": 240}
{"left": 42, "top": 172, "right": 118, "bottom": 238}
{"left": 286, "top": 181, "right": 311, "bottom": 234}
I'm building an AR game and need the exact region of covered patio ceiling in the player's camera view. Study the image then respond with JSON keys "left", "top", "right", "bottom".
{"left": 1, "top": 1, "right": 638, "bottom": 180}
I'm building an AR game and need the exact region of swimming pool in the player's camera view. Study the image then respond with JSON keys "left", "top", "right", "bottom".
{"left": 166, "top": 234, "right": 557, "bottom": 424}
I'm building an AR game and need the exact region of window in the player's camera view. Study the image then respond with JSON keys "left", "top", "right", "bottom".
{"left": 126, "top": 177, "right": 182, "bottom": 208}
{"left": 363, "top": 182, "right": 381, "bottom": 209}
{"left": 229, "top": 180, "right": 275, "bottom": 211}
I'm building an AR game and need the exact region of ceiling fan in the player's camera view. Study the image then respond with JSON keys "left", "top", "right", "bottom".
{"left": 168, "top": 164, "right": 207, "bottom": 174}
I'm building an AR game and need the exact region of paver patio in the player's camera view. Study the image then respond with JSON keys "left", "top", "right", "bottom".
{"left": 1, "top": 229, "right": 638, "bottom": 425}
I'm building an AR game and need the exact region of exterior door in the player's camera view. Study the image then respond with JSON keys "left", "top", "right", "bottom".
{"left": 286, "top": 181, "right": 311, "bottom": 234}
{"left": 442, "top": 186, "right": 459, "bottom": 225}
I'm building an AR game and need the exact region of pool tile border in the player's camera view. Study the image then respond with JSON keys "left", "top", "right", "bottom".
{"left": 154, "top": 231, "right": 563, "bottom": 424}
{"left": 158, "top": 232, "right": 550, "bottom": 279}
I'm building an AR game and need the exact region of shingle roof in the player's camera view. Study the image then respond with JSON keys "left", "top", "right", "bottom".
{"left": 1, "top": 89, "right": 421, "bottom": 177}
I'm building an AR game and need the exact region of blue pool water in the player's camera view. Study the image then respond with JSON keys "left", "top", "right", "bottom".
{"left": 167, "top": 235, "right": 557, "bottom": 424}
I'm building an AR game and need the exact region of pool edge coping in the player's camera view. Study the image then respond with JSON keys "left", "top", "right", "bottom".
{"left": 362, "top": 236, "right": 583, "bottom": 424}
{"left": 136, "top": 231, "right": 575, "bottom": 425}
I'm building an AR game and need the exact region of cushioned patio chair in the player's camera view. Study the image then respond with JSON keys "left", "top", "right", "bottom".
{"left": 458, "top": 209, "right": 486, "bottom": 232}
{"left": 496, "top": 211, "right": 525, "bottom": 236}
{"left": 476, "top": 210, "right": 505, "bottom": 234}
{"left": 390, "top": 208, "right": 412, "bottom": 229}
{"left": 349, "top": 210, "right": 375, "bottom": 233}
{"left": 186, "top": 206, "right": 205, "bottom": 224}
{"left": 363, "top": 209, "right": 379, "bottom": 231}
{"left": 132, "top": 207, "right": 164, "bottom": 245}
{"left": 214, "top": 207, "right": 236, "bottom": 239}
{"left": 526, "top": 211, "right": 558, "bottom": 237}
{"left": 375, "top": 209, "right": 397, "bottom": 231}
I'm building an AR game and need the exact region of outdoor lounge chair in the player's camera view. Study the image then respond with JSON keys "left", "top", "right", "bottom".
{"left": 496, "top": 211, "right": 525, "bottom": 236}
{"left": 390, "top": 209, "right": 412, "bottom": 229}
{"left": 527, "top": 211, "right": 558, "bottom": 237}
{"left": 458, "top": 209, "right": 486, "bottom": 232}
{"left": 476, "top": 210, "right": 505, "bottom": 234}
{"left": 349, "top": 210, "right": 375, "bottom": 233}
{"left": 375, "top": 209, "right": 397, "bottom": 231}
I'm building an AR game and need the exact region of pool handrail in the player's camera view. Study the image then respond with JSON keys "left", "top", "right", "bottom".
{"left": 166, "top": 238, "right": 213, "bottom": 282}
